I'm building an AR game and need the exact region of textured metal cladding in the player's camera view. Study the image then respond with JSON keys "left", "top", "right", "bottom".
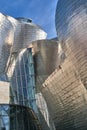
{"left": 21, "top": 23, "right": 47, "bottom": 48}
{"left": 42, "top": 58, "right": 87, "bottom": 130}
{"left": 55, "top": 0, "right": 87, "bottom": 40}
{"left": 7, "top": 16, "right": 22, "bottom": 52}
{"left": 2, "top": 15, "right": 47, "bottom": 107}
{"left": 0, "top": 13, "right": 14, "bottom": 76}
{"left": 42, "top": 0, "right": 87, "bottom": 129}
{"left": 8, "top": 18, "right": 47, "bottom": 52}
{"left": 31, "top": 40, "right": 59, "bottom": 89}
{"left": 55, "top": 0, "right": 87, "bottom": 91}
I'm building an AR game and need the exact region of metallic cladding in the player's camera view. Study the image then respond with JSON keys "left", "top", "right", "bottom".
{"left": 0, "top": 13, "right": 47, "bottom": 129}
{"left": 31, "top": 40, "right": 59, "bottom": 90}
{"left": 41, "top": 0, "right": 87, "bottom": 129}
{"left": 0, "top": 12, "right": 46, "bottom": 113}
{"left": 0, "top": 13, "right": 14, "bottom": 78}
{"left": 55, "top": 0, "right": 87, "bottom": 40}
{"left": 0, "top": 13, "right": 47, "bottom": 106}
{"left": 0, "top": 13, "right": 46, "bottom": 80}
{"left": 8, "top": 17, "right": 47, "bottom": 52}
{"left": 42, "top": 58, "right": 87, "bottom": 130}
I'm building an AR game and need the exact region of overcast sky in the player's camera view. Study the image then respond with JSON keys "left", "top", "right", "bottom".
{"left": 0, "top": 0, "right": 58, "bottom": 39}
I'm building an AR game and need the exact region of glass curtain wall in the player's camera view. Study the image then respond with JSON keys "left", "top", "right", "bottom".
{"left": 8, "top": 48, "right": 37, "bottom": 113}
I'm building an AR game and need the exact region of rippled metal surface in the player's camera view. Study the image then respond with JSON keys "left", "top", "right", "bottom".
{"left": 0, "top": 13, "right": 46, "bottom": 80}
{"left": 31, "top": 40, "right": 59, "bottom": 89}
{"left": 41, "top": 0, "right": 87, "bottom": 129}
{"left": 55, "top": 0, "right": 87, "bottom": 40}
{"left": 8, "top": 17, "right": 47, "bottom": 52}
{"left": 0, "top": 13, "right": 14, "bottom": 78}
{"left": 42, "top": 59, "right": 87, "bottom": 130}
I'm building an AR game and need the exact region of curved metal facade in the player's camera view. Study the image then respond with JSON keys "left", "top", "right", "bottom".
{"left": 0, "top": 13, "right": 14, "bottom": 79}
{"left": 41, "top": 0, "right": 87, "bottom": 129}
{"left": 31, "top": 40, "right": 59, "bottom": 89}
{"left": 8, "top": 17, "right": 47, "bottom": 52}
{"left": 42, "top": 58, "right": 87, "bottom": 130}
{"left": 55, "top": 0, "right": 87, "bottom": 92}
{"left": 55, "top": 0, "right": 87, "bottom": 40}
{"left": 0, "top": 13, "right": 47, "bottom": 130}
{"left": 0, "top": 13, "right": 47, "bottom": 80}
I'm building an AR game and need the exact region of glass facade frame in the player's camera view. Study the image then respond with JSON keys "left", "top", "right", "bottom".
{"left": 0, "top": 104, "right": 41, "bottom": 130}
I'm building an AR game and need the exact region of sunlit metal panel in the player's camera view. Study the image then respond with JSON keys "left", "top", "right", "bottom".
{"left": 31, "top": 40, "right": 59, "bottom": 89}
{"left": 0, "top": 13, "right": 14, "bottom": 78}
{"left": 8, "top": 17, "right": 47, "bottom": 52}
{"left": 42, "top": 0, "right": 87, "bottom": 129}
{"left": 42, "top": 58, "right": 87, "bottom": 130}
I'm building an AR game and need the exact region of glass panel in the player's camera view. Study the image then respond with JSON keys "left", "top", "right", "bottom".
{"left": 0, "top": 116, "right": 9, "bottom": 130}
{"left": 0, "top": 106, "right": 9, "bottom": 116}
{"left": 0, "top": 103, "right": 40, "bottom": 130}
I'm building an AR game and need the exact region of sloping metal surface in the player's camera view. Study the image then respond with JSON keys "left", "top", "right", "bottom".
{"left": 31, "top": 40, "right": 59, "bottom": 90}
{"left": 39, "top": 0, "right": 87, "bottom": 129}
{"left": 42, "top": 57, "right": 87, "bottom": 130}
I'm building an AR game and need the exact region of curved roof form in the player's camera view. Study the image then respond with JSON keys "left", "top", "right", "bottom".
{"left": 8, "top": 16, "right": 47, "bottom": 52}
{"left": 16, "top": 17, "right": 32, "bottom": 23}
{"left": 0, "top": 13, "right": 47, "bottom": 81}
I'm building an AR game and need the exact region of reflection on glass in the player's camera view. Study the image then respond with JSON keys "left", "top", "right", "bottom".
{"left": 0, "top": 105, "right": 41, "bottom": 130}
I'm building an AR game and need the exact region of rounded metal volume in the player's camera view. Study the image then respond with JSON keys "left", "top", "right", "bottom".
{"left": 47, "top": 0, "right": 87, "bottom": 129}
{"left": 31, "top": 40, "right": 59, "bottom": 89}
{"left": 0, "top": 13, "right": 14, "bottom": 78}
{"left": 55, "top": 0, "right": 87, "bottom": 90}
{"left": 55, "top": 0, "right": 87, "bottom": 40}
{"left": 8, "top": 17, "right": 47, "bottom": 53}
{"left": 6, "top": 16, "right": 47, "bottom": 82}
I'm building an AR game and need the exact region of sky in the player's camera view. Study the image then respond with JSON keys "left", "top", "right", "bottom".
{"left": 0, "top": 0, "right": 58, "bottom": 39}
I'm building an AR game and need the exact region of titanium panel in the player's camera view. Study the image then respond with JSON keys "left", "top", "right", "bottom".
{"left": 8, "top": 17, "right": 47, "bottom": 52}
{"left": 55, "top": 0, "right": 87, "bottom": 40}
{"left": 42, "top": 58, "right": 87, "bottom": 130}
{"left": 31, "top": 40, "right": 59, "bottom": 89}
{"left": 55, "top": 0, "right": 87, "bottom": 98}
{"left": 0, "top": 13, "right": 14, "bottom": 78}
{"left": 42, "top": 0, "right": 87, "bottom": 129}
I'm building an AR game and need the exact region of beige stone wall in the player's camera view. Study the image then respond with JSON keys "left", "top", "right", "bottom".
{"left": 0, "top": 81, "right": 9, "bottom": 104}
